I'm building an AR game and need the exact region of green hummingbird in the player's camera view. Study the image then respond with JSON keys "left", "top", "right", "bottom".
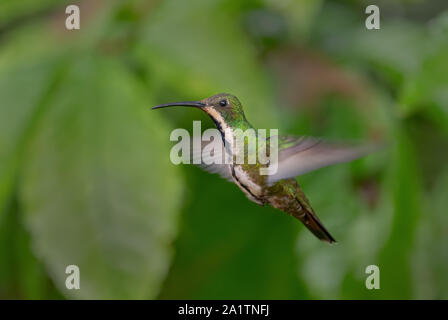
{"left": 153, "top": 93, "right": 375, "bottom": 244}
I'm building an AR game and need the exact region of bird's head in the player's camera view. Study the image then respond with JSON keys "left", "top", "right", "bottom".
{"left": 152, "top": 93, "right": 248, "bottom": 130}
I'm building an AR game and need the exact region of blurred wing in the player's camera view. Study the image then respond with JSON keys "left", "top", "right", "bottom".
{"left": 267, "top": 136, "right": 376, "bottom": 184}
{"left": 191, "top": 136, "right": 233, "bottom": 181}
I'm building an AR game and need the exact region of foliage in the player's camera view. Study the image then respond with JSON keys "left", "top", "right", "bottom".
{"left": 0, "top": 0, "right": 447, "bottom": 299}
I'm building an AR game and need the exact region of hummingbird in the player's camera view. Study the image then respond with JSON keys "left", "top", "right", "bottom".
{"left": 152, "top": 93, "right": 375, "bottom": 243}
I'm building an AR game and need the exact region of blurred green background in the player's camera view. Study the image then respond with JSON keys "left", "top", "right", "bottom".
{"left": 0, "top": 0, "right": 447, "bottom": 299}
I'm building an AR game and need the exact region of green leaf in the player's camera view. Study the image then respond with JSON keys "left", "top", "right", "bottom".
{"left": 0, "top": 62, "right": 56, "bottom": 214}
{"left": 20, "top": 56, "right": 183, "bottom": 299}
{"left": 377, "top": 129, "right": 422, "bottom": 299}
{"left": 0, "top": 21, "right": 65, "bottom": 215}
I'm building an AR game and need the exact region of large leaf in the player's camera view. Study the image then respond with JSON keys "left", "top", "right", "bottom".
{"left": 0, "top": 62, "right": 56, "bottom": 214}
{"left": 20, "top": 56, "right": 183, "bottom": 299}
{"left": 0, "top": 21, "right": 65, "bottom": 215}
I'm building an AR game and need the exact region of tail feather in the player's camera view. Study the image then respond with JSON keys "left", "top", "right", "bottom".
{"left": 292, "top": 197, "right": 336, "bottom": 244}
{"left": 269, "top": 179, "right": 337, "bottom": 244}
{"left": 301, "top": 209, "right": 336, "bottom": 244}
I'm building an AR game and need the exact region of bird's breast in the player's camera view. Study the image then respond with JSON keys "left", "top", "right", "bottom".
{"left": 231, "top": 165, "right": 264, "bottom": 205}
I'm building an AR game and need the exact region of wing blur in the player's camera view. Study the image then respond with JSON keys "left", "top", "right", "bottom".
{"left": 267, "top": 136, "right": 377, "bottom": 185}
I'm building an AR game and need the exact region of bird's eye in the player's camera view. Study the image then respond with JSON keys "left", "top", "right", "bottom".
{"left": 219, "top": 99, "right": 228, "bottom": 107}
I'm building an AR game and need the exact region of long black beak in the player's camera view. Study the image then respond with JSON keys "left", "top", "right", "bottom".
{"left": 152, "top": 101, "right": 206, "bottom": 110}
